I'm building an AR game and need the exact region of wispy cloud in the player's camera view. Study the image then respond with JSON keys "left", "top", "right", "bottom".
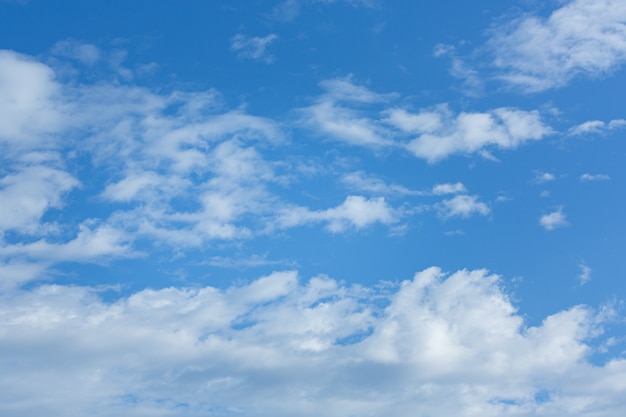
{"left": 489, "top": 0, "right": 626, "bottom": 92}
{"left": 568, "top": 118, "right": 626, "bottom": 136}
{"left": 231, "top": 33, "right": 278, "bottom": 63}
{"left": 579, "top": 261, "right": 592, "bottom": 285}
{"left": 580, "top": 173, "right": 611, "bottom": 182}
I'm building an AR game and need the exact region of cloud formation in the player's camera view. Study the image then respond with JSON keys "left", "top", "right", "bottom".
{"left": 0, "top": 267, "right": 622, "bottom": 417}
{"left": 540, "top": 208, "right": 568, "bottom": 230}
{"left": 490, "top": 0, "right": 626, "bottom": 92}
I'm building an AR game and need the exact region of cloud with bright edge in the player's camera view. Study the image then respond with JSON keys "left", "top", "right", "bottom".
{"left": 1, "top": 267, "right": 625, "bottom": 417}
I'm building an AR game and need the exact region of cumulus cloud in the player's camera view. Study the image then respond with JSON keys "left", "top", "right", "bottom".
{"left": 278, "top": 195, "right": 398, "bottom": 232}
{"left": 405, "top": 107, "right": 550, "bottom": 162}
{"left": 0, "top": 162, "right": 79, "bottom": 233}
{"left": 231, "top": 33, "right": 278, "bottom": 62}
{"left": 0, "top": 50, "right": 67, "bottom": 147}
{"left": 490, "top": 0, "right": 626, "bottom": 91}
{"left": 436, "top": 194, "right": 490, "bottom": 219}
{"left": 0, "top": 267, "right": 623, "bottom": 416}
{"left": 540, "top": 208, "right": 568, "bottom": 230}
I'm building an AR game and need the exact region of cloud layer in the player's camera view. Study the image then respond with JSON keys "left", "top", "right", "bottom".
{"left": 1, "top": 267, "right": 623, "bottom": 417}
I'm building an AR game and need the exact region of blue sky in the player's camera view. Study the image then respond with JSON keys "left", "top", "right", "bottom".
{"left": 1, "top": 0, "right": 626, "bottom": 415}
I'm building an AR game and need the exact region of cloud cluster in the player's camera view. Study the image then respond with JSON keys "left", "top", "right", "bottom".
{"left": 302, "top": 79, "right": 551, "bottom": 162}
{"left": 0, "top": 267, "right": 623, "bottom": 417}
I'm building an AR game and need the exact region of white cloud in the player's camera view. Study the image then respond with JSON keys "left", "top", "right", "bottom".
{"left": 0, "top": 267, "right": 623, "bottom": 416}
{"left": 304, "top": 80, "right": 550, "bottom": 160}
{"left": 0, "top": 222, "right": 132, "bottom": 262}
{"left": 51, "top": 39, "right": 101, "bottom": 65}
{"left": 580, "top": 173, "right": 611, "bottom": 182}
{"left": 231, "top": 33, "right": 278, "bottom": 62}
{"left": 0, "top": 50, "right": 67, "bottom": 147}
{"left": 341, "top": 171, "right": 416, "bottom": 195}
{"left": 540, "top": 208, "right": 568, "bottom": 230}
{"left": 0, "top": 162, "right": 79, "bottom": 233}
{"left": 278, "top": 195, "right": 397, "bottom": 232}
{"left": 534, "top": 171, "right": 556, "bottom": 184}
{"left": 405, "top": 107, "right": 550, "bottom": 162}
{"left": 431, "top": 182, "right": 467, "bottom": 195}
{"left": 490, "top": 0, "right": 626, "bottom": 91}
{"left": 568, "top": 119, "right": 626, "bottom": 135}
{"left": 436, "top": 194, "right": 490, "bottom": 219}
{"left": 579, "top": 262, "right": 592, "bottom": 285}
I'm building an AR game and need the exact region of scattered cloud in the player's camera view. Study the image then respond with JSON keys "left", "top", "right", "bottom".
{"left": 278, "top": 195, "right": 398, "bottom": 232}
{"left": 304, "top": 80, "right": 551, "bottom": 161}
{"left": 431, "top": 182, "right": 467, "bottom": 195}
{"left": 0, "top": 267, "right": 622, "bottom": 416}
{"left": 342, "top": 171, "right": 416, "bottom": 195}
{"left": 231, "top": 33, "right": 278, "bottom": 62}
{"left": 568, "top": 118, "right": 626, "bottom": 136}
{"left": 579, "top": 261, "right": 592, "bottom": 285}
{"left": 489, "top": 0, "right": 626, "bottom": 92}
{"left": 580, "top": 173, "right": 611, "bottom": 182}
{"left": 533, "top": 171, "right": 556, "bottom": 184}
{"left": 436, "top": 194, "right": 490, "bottom": 219}
{"left": 51, "top": 39, "right": 101, "bottom": 65}
{"left": 540, "top": 208, "right": 568, "bottom": 230}
{"left": 404, "top": 106, "right": 550, "bottom": 163}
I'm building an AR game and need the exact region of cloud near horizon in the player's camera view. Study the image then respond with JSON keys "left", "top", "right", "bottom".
{"left": 0, "top": 267, "right": 623, "bottom": 417}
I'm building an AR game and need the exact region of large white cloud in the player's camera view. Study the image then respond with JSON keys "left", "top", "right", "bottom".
{"left": 0, "top": 268, "right": 623, "bottom": 416}
{"left": 0, "top": 50, "right": 67, "bottom": 148}
{"left": 490, "top": 0, "right": 626, "bottom": 92}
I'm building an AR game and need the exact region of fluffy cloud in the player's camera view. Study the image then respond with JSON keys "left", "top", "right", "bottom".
{"left": 0, "top": 267, "right": 623, "bottom": 416}
{"left": 0, "top": 50, "right": 67, "bottom": 147}
{"left": 0, "top": 162, "right": 79, "bottom": 233}
{"left": 540, "top": 208, "right": 568, "bottom": 230}
{"left": 436, "top": 194, "right": 490, "bottom": 219}
{"left": 278, "top": 195, "right": 397, "bottom": 232}
{"left": 405, "top": 107, "right": 550, "bottom": 163}
{"left": 490, "top": 0, "right": 626, "bottom": 91}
